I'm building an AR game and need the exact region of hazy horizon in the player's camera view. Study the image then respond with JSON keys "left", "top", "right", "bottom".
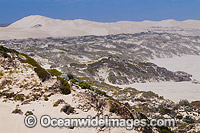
{"left": 2, "top": 15, "right": 200, "bottom": 25}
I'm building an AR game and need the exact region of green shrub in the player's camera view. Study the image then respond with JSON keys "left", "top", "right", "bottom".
{"left": 60, "top": 104, "right": 74, "bottom": 115}
{"left": 53, "top": 103, "right": 59, "bottom": 107}
{"left": 90, "top": 88, "right": 95, "bottom": 91}
{"left": 0, "top": 72, "right": 4, "bottom": 76}
{"left": 179, "top": 99, "right": 190, "bottom": 107}
{"left": 44, "top": 97, "right": 49, "bottom": 101}
{"left": 15, "top": 94, "right": 25, "bottom": 101}
{"left": 58, "top": 77, "right": 71, "bottom": 95}
{"left": 34, "top": 67, "right": 50, "bottom": 82}
{"left": 2, "top": 99, "right": 7, "bottom": 102}
{"left": 12, "top": 109, "right": 23, "bottom": 115}
{"left": 78, "top": 81, "right": 90, "bottom": 89}
{"left": 67, "top": 73, "right": 74, "bottom": 80}
{"left": 25, "top": 111, "right": 33, "bottom": 116}
{"left": 60, "top": 85, "right": 71, "bottom": 95}
{"left": 48, "top": 69, "right": 62, "bottom": 76}
{"left": 159, "top": 109, "right": 171, "bottom": 115}
{"left": 95, "top": 89, "right": 107, "bottom": 96}
{"left": 20, "top": 53, "right": 50, "bottom": 82}
{"left": 109, "top": 108, "right": 117, "bottom": 113}
{"left": 190, "top": 101, "right": 200, "bottom": 109}
{"left": 160, "top": 127, "right": 171, "bottom": 133}
{"left": 69, "top": 79, "right": 76, "bottom": 83}
{"left": 108, "top": 72, "right": 116, "bottom": 84}
{"left": 0, "top": 46, "right": 19, "bottom": 58}
{"left": 53, "top": 99, "right": 65, "bottom": 107}
{"left": 0, "top": 46, "right": 19, "bottom": 54}
{"left": 142, "top": 91, "right": 159, "bottom": 99}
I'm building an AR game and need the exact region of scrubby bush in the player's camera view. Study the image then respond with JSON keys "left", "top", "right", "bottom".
{"left": 67, "top": 73, "right": 74, "bottom": 80}
{"left": 78, "top": 81, "right": 90, "bottom": 89}
{"left": 90, "top": 88, "right": 95, "bottom": 91}
{"left": 15, "top": 94, "right": 25, "bottom": 101}
{"left": 12, "top": 109, "right": 23, "bottom": 115}
{"left": 53, "top": 99, "right": 65, "bottom": 107}
{"left": 60, "top": 104, "right": 74, "bottom": 115}
{"left": 48, "top": 69, "right": 62, "bottom": 76}
{"left": 0, "top": 72, "right": 4, "bottom": 76}
{"left": 58, "top": 77, "right": 71, "bottom": 95}
{"left": 25, "top": 111, "right": 33, "bottom": 116}
{"left": 160, "top": 126, "right": 171, "bottom": 133}
{"left": 2, "top": 99, "right": 7, "bottom": 102}
{"left": 142, "top": 91, "right": 159, "bottom": 99}
{"left": 190, "top": 101, "right": 200, "bottom": 109}
{"left": 53, "top": 103, "right": 59, "bottom": 107}
{"left": 60, "top": 85, "right": 71, "bottom": 95}
{"left": 0, "top": 46, "right": 19, "bottom": 58}
{"left": 108, "top": 72, "right": 116, "bottom": 84}
{"left": 179, "top": 99, "right": 190, "bottom": 107}
{"left": 0, "top": 46, "right": 19, "bottom": 54}
{"left": 159, "top": 108, "right": 171, "bottom": 115}
{"left": 109, "top": 107, "right": 117, "bottom": 113}
{"left": 70, "top": 79, "right": 77, "bottom": 84}
{"left": 20, "top": 53, "right": 50, "bottom": 82}
{"left": 32, "top": 93, "right": 41, "bottom": 100}
{"left": 95, "top": 89, "right": 107, "bottom": 96}
{"left": 44, "top": 97, "right": 49, "bottom": 101}
{"left": 34, "top": 67, "right": 50, "bottom": 82}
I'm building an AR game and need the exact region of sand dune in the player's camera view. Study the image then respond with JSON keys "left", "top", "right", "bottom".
{"left": 1, "top": 15, "right": 200, "bottom": 40}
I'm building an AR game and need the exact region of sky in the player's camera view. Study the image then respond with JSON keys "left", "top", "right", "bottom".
{"left": 0, "top": 0, "right": 200, "bottom": 24}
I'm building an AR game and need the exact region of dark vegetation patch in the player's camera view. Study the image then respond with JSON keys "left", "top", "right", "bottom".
{"left": 142, "top": 91, "right": 159, "bottom": 99}
{"left": 12, "top": 109, "right": 23, "bottom": 115}
{"left": 48, "top": 69, "right": 62, "bottom": 76}
{"left": 190, "top": 101, "right": 200, "bottom": 109}
{"left": 60, "top": 104, "right": 75, "bottom": 115}
{"left": 0, "top": 46, "right": 50, "bottom": 82}
{"left": 78, "top": 81, "right": 90, "bottom": 89}
{"left": 20, "top": 53, "right": 50, "bottom": 82}
{"left": 57, "top": 77, "right": 71, "bottom": 95}
{"left": 53, "top": 99, "right": 66, "bottom": 107}
{"left": 25, "top": 111, "right": 33, "bottom": 116}
{"left": 0, "top": 45, "right": 19, "bottom": 58}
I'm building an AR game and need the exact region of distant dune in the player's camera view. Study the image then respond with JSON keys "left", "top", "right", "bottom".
{"left": 1, "top": 15, "right": 200, "bottom": 40}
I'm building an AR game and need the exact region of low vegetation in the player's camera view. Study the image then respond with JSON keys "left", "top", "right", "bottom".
{"left": 48, "top": 69, "right": 62, "bottom": 76}
{"left": 58, "top": 77, "right": 71, "bottom": 95}
{"left": 20, "top": 53, "right": 50, "bottom": 82}
{"left": 12, "top": 109, "right": 23, "bottom": 115}
{"left": 44, "top": 97, "right": 49, "bottom": 101}
{"left": 60, "top": 104, "right": 74, "bottom": 115}
{"left": 25, "top": 111, "right": 33, "bottom": 116}
{"left": 0, "top": 45, "right": 19, "bottom": 58}
{"left": 179, "top": 99, "right": 190, "bottom": 107}
{"left": 142, "top": 91, "right": 159, "bottom": 99}
{"left": 78, "top": 81, "right": 90, "bottom": 89}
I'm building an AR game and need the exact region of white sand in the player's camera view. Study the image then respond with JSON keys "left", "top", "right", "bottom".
{"left": 1, "top": 15, "right": 200, "bottom": 40}
{"left": 115, "top": 82, "right": 200, "bottom": 102}
{"left": 0, "top": 93, "right": 136, "bottom": 133}
{"left": 112, "top": 55, "right": 200, "bottom": 102}
{"left": 150, "top": 55, "right": 200, "bottom": 81}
